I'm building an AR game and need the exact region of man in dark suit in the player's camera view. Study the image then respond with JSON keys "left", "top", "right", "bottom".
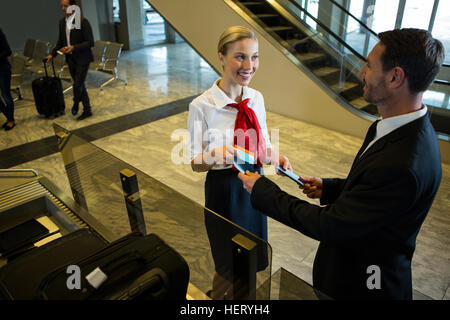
{"left": 238, "top": 28, "right": 445, "bottom": 299}
{"left": 46, "top": 0, "right": 94, "bottom": 120}
{"left": 0, "top": 28, "right": 15, "bottom": 131}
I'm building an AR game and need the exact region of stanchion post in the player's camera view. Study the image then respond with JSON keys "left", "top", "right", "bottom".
{"left": 231, "top": 233, "right": 257, "bottom": 300}
{"left": 120, "top": 169, "right": 146, "bottom": 235}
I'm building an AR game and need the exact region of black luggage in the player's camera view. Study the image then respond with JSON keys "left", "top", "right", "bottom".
{"left": 0, "top": 229, "right": 107, "bottom": 300}
{"left": 37, "top": 232, "right": 190, "bottom": 300}
{"left": 32, "top": 59, "right": 65, "bottom": 118}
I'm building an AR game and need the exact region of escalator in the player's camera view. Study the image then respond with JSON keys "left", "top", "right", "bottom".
{"left": 235, "top": 0, "right": 374, "bottom": 113}
{"left": 232, "top": 0, "right": 449, "bottom": 135}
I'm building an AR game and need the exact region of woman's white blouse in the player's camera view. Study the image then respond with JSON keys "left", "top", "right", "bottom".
{"left": 187, "top": 80, "right": 272, "bottom": 170}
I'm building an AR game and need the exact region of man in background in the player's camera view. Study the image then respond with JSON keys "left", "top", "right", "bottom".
{"left": 47, "top": 0, "right": 94, "bottom": 120}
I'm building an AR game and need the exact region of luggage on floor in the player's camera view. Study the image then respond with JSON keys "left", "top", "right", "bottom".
{"left": 37, "top": 232, "right": 190, "bottom": 300}
{"left": 31, "top": 59, "right": 65, "bottom": 118}
{"left": 0, "top": 219, "right": 50, "bottom": 257}
{"left": 0, "top": 228, "right": 108, "bottom": 300}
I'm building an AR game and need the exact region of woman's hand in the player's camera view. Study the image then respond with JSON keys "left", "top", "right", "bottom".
{"left": 206, "top": 145, "right": 235, "bottom": 166}
{"left": 273, "top": 154, "right": 292, "bottom": 174}
{"left": 191, "top": 146, "right": 235, "bottom": 172}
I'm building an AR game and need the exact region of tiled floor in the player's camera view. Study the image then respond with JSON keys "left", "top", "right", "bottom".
{"left": 1, "top": 41, "right": 449, "bottom": 300}
{"left": 0, "top": 95, "right": 197, "bottom": 168}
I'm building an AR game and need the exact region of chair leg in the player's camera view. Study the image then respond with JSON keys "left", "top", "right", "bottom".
{"left": 63, "top": 85, "right": 73, "bottom": 94}
{"left": 12, "top": 87, "right": 23, "bottom": 102}
{"left": 18, "top": 86, "right": 23, "bottom": 100}
{"left": 118, "top": 77, "right": 128, "bottom": 85}
{"left": 99, "top": 76, "right": 116, "bottom": 90}
{"left": 115, "top": 68, "right": 127, "bottom": 85}
{"left": 99, "top": 68, "right": 127, "bottom": 90}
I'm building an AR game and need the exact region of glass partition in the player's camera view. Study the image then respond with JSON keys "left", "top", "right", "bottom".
{"left": 53, "top": 123, "right": 272, "bottom": 300}
{"left": 270, "top": 267, "right": 332, "bottom": 300}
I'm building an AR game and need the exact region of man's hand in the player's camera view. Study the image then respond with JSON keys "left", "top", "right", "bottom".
{"left": 63, "top": 45, "right": 74, "bottom": 54}
{"left": 238, "top": 171, "right": 262, "bottom": 194}
{"left": 299, "top": 176, "right": 323, "bottom": 199}
{"left": 45, "top": 54, "right": 53, "bottom": 62}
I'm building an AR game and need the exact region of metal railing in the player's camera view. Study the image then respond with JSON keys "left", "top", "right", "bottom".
{"left": 0, "top": 169, "right": 39, "bottom": 177}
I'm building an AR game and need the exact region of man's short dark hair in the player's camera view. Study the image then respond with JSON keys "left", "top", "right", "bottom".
{"left": 378, "top": 28, "right": 445, "bottom": 94}
{"left": 69, "top": 0, "right": 77, "bottom": 5}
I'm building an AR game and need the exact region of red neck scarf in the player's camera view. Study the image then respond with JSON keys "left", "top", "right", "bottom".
{"left": 227, "top": 98, "right": 267, "bottom": 168}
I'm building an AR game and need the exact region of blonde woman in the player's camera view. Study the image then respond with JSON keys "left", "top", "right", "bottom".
{"left": 187, "top": 26, "right": 291, "bottom": 299}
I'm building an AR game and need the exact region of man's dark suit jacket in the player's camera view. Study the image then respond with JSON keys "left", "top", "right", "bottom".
{"left": 251, "top": 113, "right": 442, "bottom": 299}
{"left": 51, "top": 17, "right": 94, "bottom": 65}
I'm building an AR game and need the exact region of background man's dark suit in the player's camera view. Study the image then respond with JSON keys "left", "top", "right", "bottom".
{"left": 251, "top": 113, "right": 442, "bottom": 299}
{"left": 0, "top": 28, "right": 14, "bottom": 124}
{"left": 51, "top": 17, "right": 94, "bottom": 113}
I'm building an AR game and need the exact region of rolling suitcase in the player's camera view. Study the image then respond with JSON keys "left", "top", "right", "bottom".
{"left": 37, "top": 232, "right": 190, "bottom": 300}
{"left": 0, "top": 229, "right": 108, "bottom": 300}
{"left": 32, "top": 59, "right": 65, "bottom": 118}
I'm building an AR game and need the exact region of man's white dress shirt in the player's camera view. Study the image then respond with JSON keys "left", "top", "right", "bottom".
{"left": 361, "top": 105, "right": 428, "bottom": 156}
{"left": 65, "top": 14, "right": 76, "bottom": 48}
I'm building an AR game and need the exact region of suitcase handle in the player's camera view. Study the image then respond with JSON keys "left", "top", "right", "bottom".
{"left": 101, "top": 251, "right": 146, "bottom": 275}
{"left": 89, "top": 251, "right": 147, "bottom": 290}
{"left": 42, "top": 58, "right": 57, "bottom": 78}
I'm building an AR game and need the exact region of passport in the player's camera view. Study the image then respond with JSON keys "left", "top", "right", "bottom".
{"left": 233, "top": 145, "right": 256, "bottom": 174}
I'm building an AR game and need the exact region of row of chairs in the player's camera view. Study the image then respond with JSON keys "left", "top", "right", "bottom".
{"left": 8, "top": 53, "right": 27, "bottom": 101}
{"left": 9, "top": 39, "right": 127, "bottom": 101}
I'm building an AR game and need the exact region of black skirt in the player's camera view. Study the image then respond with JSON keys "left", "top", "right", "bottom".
{"left": 204, "top": 168, "right": 269, "bottom": 280}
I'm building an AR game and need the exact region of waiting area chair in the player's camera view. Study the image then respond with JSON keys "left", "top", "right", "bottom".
{"left": 10, "top": 38, "right": 127, "bottom": 103}
{"left": 25, "top": 40, "right": 51, "bottom": 75}
{"left": 50, "top": 53, "right": 73, "bottom": 94}
{"left": 90, "top": 40, "right": 107, "bottom": 71}
{"left": 23, "top": 39, "right": 37, "bottom": 64}
{"left": 94, "top": 41, "right": 127, "bottom": 90}
{"left": 8, "top": 53, "right": 27, "bottom": 102}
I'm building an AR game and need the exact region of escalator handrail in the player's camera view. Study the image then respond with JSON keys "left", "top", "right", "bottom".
{"left": 326, "top": 0, "right": 378, "bottom": 37}
{"left": 284, "top": 0, "right": 367, "bottom": 61}
{"left": 323, "top": 0, "right": 450, "bottom": 73}
{"left": 327, "top": 0, "right": 450, "bottom": 73}
{"left": 285, "top": 0, "right": 450, "bottom": 79}
{"left": 0, "top": 169, "right": 39, "bottom": 177}
{"left": 434, "top": 79, "right": 450, "bottom": 86}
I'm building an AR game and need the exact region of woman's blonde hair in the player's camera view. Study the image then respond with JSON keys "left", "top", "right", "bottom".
{"left": 217, "top": 26, "right": 257, "bottom": 55}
